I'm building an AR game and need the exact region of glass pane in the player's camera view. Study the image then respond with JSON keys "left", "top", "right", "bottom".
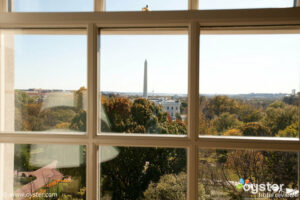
{"left": 11, "top": 0, "right": 93, "bottom": 12}
{"left": 105, "top": 0, "right": 188, "bottom": 11}
{"left": 199, "top": 30, "right": 300, "bottom": 137}
{"left": 99, "top": 29, "right": 188, "bottom": 135}
{"left": 0, "top": 143, "right": 86, "bottom": 199}
{"left": 99, "top": 146, "right": 187, "bottom": 199}
{"left": 199, "top": 149, "right": 298, "bottom": 199}
{"left": 199, "top": 0, "right": 294, "bottom": 10}
{"left": 0, "top": 30, "right": 87, "bottom": 133}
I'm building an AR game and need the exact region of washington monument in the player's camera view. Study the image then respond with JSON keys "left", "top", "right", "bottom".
{"left": 143, "top": 59, "right": 148, "bottom": 98}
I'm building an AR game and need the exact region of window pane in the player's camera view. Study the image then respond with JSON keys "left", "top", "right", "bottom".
{"left": 199, "top": 30, "right": 300, "bottom": 137}
{"left": 99, "top": 146, "right": 187, "bottom": 199}
{"left": 0, "top": 143, "right": 86, "bottom": 199}
{"left": 199, "top": 149, "right": 298, "bottom": 199}
{"left": 105, "top": 0, "right": 188, "bottom": 11}
{"left": 199, "top": 0, "right": 294, "bottom": 10}
{"left": 0, "top": 30, "right": 87, "bottom": 133}
{"left": 99, "top": 29, "right": 188, "bottom": 135}
{"left": 11, "top": 0, "right": 93, "bottom": 12}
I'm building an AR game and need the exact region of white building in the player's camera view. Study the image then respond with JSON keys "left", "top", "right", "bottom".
{"left": 161, "top": 100, "right": 181, "bottom": 120}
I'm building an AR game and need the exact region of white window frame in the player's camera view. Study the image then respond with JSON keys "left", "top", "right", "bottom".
{"left": 0, "top": 0, "right": 300, "bottom": 199}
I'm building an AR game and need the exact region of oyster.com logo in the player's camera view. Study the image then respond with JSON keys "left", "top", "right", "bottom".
{"left": 235, "top": 178, "right": 299, "bottom": 198}
{"left": 236, "top": 178, "right": 285, "bottom": 195}
{"left": 236, "top": 178, "right": 249, "bottom": 190}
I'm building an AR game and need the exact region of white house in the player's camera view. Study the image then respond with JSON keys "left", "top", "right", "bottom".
{"left": 161, "top": 100, "right": 181, "bottom": 119}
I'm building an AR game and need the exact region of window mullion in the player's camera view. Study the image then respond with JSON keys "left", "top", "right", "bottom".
{"left": 188, "top": 21, "right": 199, "bottom": 200}
{"left": 189, "top": 0, "right": 198, "bottom": 10}
{"left": 0, "top": 0, "right": 4, "bottom": 12}
{"left": 94, "top": 0, "right": 104, "bottom": 11}
{"left": 87, "top": 23, "right": 98, "bottom": 200}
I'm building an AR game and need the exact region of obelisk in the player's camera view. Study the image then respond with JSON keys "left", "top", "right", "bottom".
{"left": 143, "top": 59, "right": 148, "bottom": 98}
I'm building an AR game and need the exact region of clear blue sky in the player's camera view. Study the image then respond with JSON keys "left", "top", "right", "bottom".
{"left": 13, "top": 0, "right": 299, "bottom": 95}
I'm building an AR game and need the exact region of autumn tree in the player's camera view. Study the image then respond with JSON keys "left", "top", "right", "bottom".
{"left": 144, "top": 172, "right": 187, "bottom": 200}
{"left": 238, "top": 104, "right": 263, "bottom": 123}
{"left": 203, "top": 96, "right": 240, "bottom": 119}
{"left": 263, "top": 100, "right": 298, "bottom": 135}
{"left": 212, "top": 112, "right": 242, "bottom": 133}
{"left": 241, "top": 122, "right": 271, "bottom": 137}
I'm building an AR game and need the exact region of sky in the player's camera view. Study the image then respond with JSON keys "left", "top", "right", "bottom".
{"left": 12, "top": 0, "right": 293, "bottom": 11}
{"left": 11, "top": 0, "right": 299, "bottom": 95}
{"left": 14, "top": 34, "right": 87, "bottom": 90}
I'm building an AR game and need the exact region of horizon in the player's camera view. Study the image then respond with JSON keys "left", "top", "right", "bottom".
{"left": 16, "top": 88, "right": 297, "bottom": 96}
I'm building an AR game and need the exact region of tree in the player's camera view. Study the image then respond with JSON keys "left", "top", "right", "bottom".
{"left": 14, "top": 144, "right": 33, "bottom": 171}
{"left": 70, "top": 110, "right": 86, "bottom": 132}
{"left": 238, "top": 104, "right": 262, "bottom": 123}
{"left": 203, "top": 96, "right": 240, "bottom": 119}
{"left": 100, "top": 96, "right": 187, "bottom": 199}
{"left": 212, "top": 112, "right": 242, "bottom": 133}
{"left": 223, "top": 128, "right": 242, "bottom": 136}
{"left": 277, "top": 122, "right": 298, "bottom": 137}
{"left": 101, "top": 147, "right": 186, "bottom": 200}
{"left": 144, "top": 173, "right": 186, "bottom": 200}
{"left": 263, "top": 101, "right": 298, "bottom": 135}
{"left": 241, "top": 122, "right": 271, "bottom": 137}
{"left": 74, "top": 87, "right": 87, "bottom": 110}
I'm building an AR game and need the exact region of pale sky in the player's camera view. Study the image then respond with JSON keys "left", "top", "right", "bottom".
{"left": 14, "top": 35, "right": 87, "bottom": 90}
{"left": 13, "top": 0, "right": 293, "bottom": 11}
{"left": 12, "top": 0, "right": 299, "bottom": 95}
{"left": 100, "top": 34, "right": 188, "bottom": 94}
{"left": 200, "top": 34, "right": 300, "bottom": 94}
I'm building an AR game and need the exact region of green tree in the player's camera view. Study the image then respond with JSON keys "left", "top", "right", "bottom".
{"left": 277, "top": 122, "right": 298, "bottom": 137}
{"left": 100, "top": 97, "right": 187, "bottom": 199}
{"left": 238, "top": 104, "right": 262, "bottom": 123}
{"left": 212, "top": 112, "right": 242, "bottom": 133}
{"left": 263, "top": 101, "right": 298, "bottom": 135}
{"left": 101, "top": 147, "right": 186, "bottom": 200}
{"left": 144, "top": 173, "right": 186, "bottom": 200}
{"left": 203, "top": 96, "right": 240, "bottom": 119}
{"left": 241, "top": 122, "right": 271, "bottom": 137}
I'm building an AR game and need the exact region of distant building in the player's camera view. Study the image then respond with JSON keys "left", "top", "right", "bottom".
{"left": 161, "top": 100, "right": 180, "bottom": 119}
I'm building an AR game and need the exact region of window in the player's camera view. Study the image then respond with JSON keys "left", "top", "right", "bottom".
{"left": 99, "top": 146, "right": 187, "bottom": 199}
{"left": 199, "top": 29, "right": 300, "bottom": 138}
{"left": 99, "top": 28, "right": 188, "bottom": 135}
{"left": 0, "top": 29, "right": 87, "bottom": 133}
{"left": 12, "top": 144, "right": 86, "bottom": 199}
{"left": 199, "top": 149, "right": 298, "bottom": 199}
{"left": 0, "top": 1, "right": 300, "bottom": 200}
